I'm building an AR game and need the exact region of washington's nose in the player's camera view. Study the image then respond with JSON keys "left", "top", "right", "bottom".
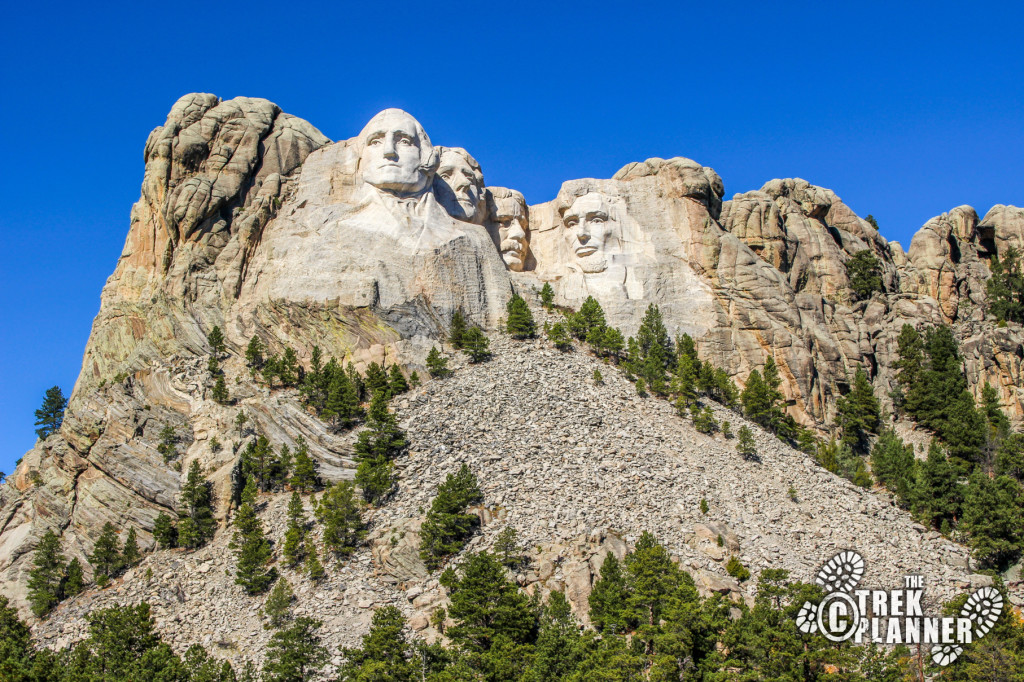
{"left": 383, "top": 136, "right": 398, "bottom": 159}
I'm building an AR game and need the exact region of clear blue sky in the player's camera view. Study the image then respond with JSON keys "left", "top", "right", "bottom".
{"left": 2, "top": 1, "right": 1022, "bottom": 475}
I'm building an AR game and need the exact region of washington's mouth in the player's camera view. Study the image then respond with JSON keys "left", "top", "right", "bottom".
{"left": 575, "top": 245, "right": 598, "bottom": 257}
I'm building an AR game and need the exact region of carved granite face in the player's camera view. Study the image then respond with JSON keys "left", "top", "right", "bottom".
{"left": 358, "top": 109, "right": 435, "bottom": 196}
{"left": 435, "top": 148, "right": 485, "bottom": 223}
{"left": 563, "top": 192, "right": 617, "bottom": 273}
{"left": 487, "top": 188, "right": 529, "bottom": 271}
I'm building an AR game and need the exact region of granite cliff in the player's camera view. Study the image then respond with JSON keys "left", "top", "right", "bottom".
{"left": 3, "top": 93, "right": 1024, "bottom": 639}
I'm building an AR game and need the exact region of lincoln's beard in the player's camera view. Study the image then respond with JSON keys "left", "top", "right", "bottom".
{"left": 576, "top": 251, "right": 607, "bottom": 273}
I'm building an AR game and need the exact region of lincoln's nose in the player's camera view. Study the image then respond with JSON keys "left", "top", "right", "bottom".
{"left": 575, "top": 223, "right": 590, "bottom": 242}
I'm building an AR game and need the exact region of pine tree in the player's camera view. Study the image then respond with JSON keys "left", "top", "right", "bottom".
{"left": 153, "top": 512, "right": 177, "bottom": 549}
{"left": 305, "top": 545, "right": 326, "bottom": 581}
{"left": 261, "top": 617, "right": 327, "bottom": 682}
{"left": 493, "top": 526, "right": 523, "bottom": 569}
{"left": 353, "top": 391, "right": 407, "bottom": 505}
{"left": 207, "top": 326, "right": 227, "bottom": 355}
{"left": 388, "top": 364, "right": 409, "bottom": 395}
{"left": 323, "top": 367, "right": 361, "bottom": 430}
{"left": 282, "top": 492, "right": 307, "bottom": 569}
{"left": 338, "top": 605, "right": 415, "bottom": 682}
{"left": 461, "top": 326, "right": 491, "bottom": 363}
{"left": 692, "top": 406, "right": 717, "bottom": 434}
{"left": 420, "top": 464, "right": 484, "bottom": 570}
{"left": 241, "top": 435, "right": 274, "bottom": 492}
{"left": 262, "top": 577, "right": 295, "bottom": 629}
{"left": 0, "top": 595, "right": 34, "bottom": 680}
{"left": 846, "top": 250, "right": 884, "bottom": 300}
{"left": 871, "top": 429, "right": 916, "bottom": 505}
{"left": 34, "top": 386, "right": 67, "bottom": 439}
{"left": 439, "top": 551, "right": 537, "bottom": 652}
{"left": 121, "top": 526, "right": 141, "bottom": 568}
{"left": 567, "top": 296, "right": 606, "bottom": 341}
{"left": 211, "top": 374, "right": 229, "bottom": 404}
{"left": 736, "top": 425, "right": 757, "bottom": 462}
{"left": 588, "top": 553, "right": 631, "bottom": 633}
{"left": 835, "top": 367, "right": 881, "bottom": 453}
{"left": 409, "top": 370, "right": 421, "bottom": 388}
{"left": 278, "top": 347, "right": 300, "bottom": 387}
{"left": 157, "top": 425, "right": 178, "bottom": 464}
{"left": 290, "top": 437, "right": 318, "bottom": 492}
{"left": 592, "top": 368, "right": 603, "bottom": 385}
{"left": 961, "top": 473, "right": 1024, "bottom": 569}
{"left": 63, "top": 558, "right": 85, "bottom": 598}
{"left": 230, "top": 500, "right": 275, "bottom": 595}
{"left": 245, "top": 335, "right": 265, "bottom": 371}
{"left": 892, "top": 324, "right": 923, "bottom": 412}
{"left": 27, "top": 530, "right": 65, "bottom": 617}
{"left": 89, "top": 522, "right": 123, "bottom": 585}
{"left": 528, "top": 591, "right": 587, "bottom": 682}
{"left": 364, "top": 362, "right": 389, "bottom": 398}
{"left": 912, "top": 441, "right": 962, "bottom": 530}
{"left": 987, "top": 245, "right": 1024, "bottom": 324}
{"left": 426, "top": 346, "right": 451, "bottom": 378}
{"left": 235, "top": 410, "right": 248, "bottom": 437}
{"left": 997, "top": 433, "right": 1024, "bottom": 482}
{"left": 178, "top": 460, "right": 216, "bottom": 549}
{"left": 540, "top": 282, "right": 555, "bottom": 309}
{"left": 506, "top": 293, "right": 537, "bottom": 339}
{"left": 315, "top": 481, "right": 365, "bottom": 561}
{"left": 449, "top": 310, "right": 468, "bottom": 349}
{"left": 546, "top": 321, "right": 572, "bottom": 351}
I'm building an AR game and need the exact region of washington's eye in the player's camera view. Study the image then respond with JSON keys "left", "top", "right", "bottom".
{"left": 397, "top": 136, "right": 415, "bottom": 146}
{"left": 368, "top": 137, "right": 382, "bottom": 146}
{"left": 590, "top": 216, "right": 605, "bottom": 224}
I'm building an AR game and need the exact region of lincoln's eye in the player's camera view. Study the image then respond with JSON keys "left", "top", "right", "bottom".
{"left": 565, "top": 219, "right": 578, "bottom": 228}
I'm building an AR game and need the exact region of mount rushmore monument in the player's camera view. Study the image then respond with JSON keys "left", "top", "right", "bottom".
{"left": 3, "top": 93, "right": 1024, "bottom": 618}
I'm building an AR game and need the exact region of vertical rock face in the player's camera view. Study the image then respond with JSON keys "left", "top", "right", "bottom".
{"left": 3, "top": 93, "right": 1024, "bottom": 619}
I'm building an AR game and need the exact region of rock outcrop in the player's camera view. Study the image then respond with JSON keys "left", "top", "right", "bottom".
{"left": 27, "top": 330, "right": 1002, "bottom": 672}
{"left": 4, "top": 92, "right": 1024, "bottom": 634}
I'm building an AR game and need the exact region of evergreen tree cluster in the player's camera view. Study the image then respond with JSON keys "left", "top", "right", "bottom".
{"left": 337, "top": 533, "right": 944, "bottom": 681}
{"left": 0, "top": 595, "right": 334, "bottom": 682}
{"left": 845, "top": 249, "right": 884, "bottom": 300}
{"left": 16, "top": 532, "right": 1024, "bottom": 680}
{"left": 880, "top": 323, "right": 1024, "bottom": 569}
{"left": 353, "top": 390, "right": 408, "bottom": 505}
{"left": 986, "top": 245, "right": 1024, "bottom": 324}
{"left": 153, "top": 460, "right": 217, "bottom": 551}
{"left": 419, "top": 464, "right": 484, "bottom": 570}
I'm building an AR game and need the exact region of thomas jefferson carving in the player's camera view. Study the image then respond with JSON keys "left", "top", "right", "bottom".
{"left": 433, "top": 147, "right": 486, "bottom": 224}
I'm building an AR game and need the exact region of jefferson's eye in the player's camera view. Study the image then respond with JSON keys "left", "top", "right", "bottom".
{"left": 590, "top": 217, "right": 605, "bottom": 224}
{"left": 441, "top": 172, "right": 452, "bottom": 180}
